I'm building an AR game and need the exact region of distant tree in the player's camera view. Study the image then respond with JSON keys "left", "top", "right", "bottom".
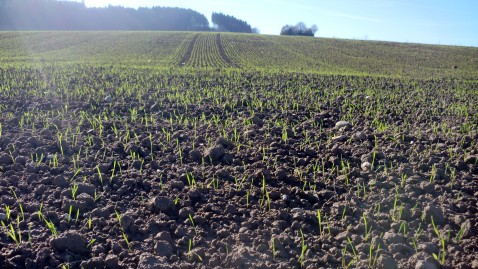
{"left": 280, "top": 22, "right": 317, "bottom": 36}
{"left": 0, "top": 0, "right": 210, "bottom": 31}
{"left": 211, "top": 12, "right": 253, "bottom": 33}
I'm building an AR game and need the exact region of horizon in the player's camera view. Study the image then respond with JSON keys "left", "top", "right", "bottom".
{"left": 74, "top": 0, "right": 478, "bottom": 47}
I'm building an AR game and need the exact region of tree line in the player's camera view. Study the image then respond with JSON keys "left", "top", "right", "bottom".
{"left": 0, "top": 0, "right": 256, "bottom": 33}
{"left": 212, "top": 12, "right": 258, "bottom": 34}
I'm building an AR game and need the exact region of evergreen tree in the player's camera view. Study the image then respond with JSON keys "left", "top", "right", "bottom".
{"left": 0, "top": 0, "right": 210, "bottom": 31}
{"left": 211, "top": 12, "right": 253, "bottom": 33}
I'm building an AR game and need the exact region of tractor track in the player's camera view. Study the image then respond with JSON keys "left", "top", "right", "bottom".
{"left": 216, "top": 34, "right": 239, "bottom": 68}
{"left": 178, "top": 34, "right": 199, "bottom": 66}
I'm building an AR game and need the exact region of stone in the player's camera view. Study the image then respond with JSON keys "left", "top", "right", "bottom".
{"left": 80, "top": 258, "right": 105, "bottom": 269}
{"left": 383, "top": 231, "right": 404, "bottom": 244}
{"left": 423, "top": 205, "right": 445, "bottom": 225}
{"left": 203, "top": 145, "right": 225, "bottom": 162}
{"left": 105, "top": 254, "right": 119, "bottom": 269}
{"left": 50, "top": 232, "right": 88, "bottom": 254}
{"left": 149, "top": 196, "right": 173, "bottom": 213}
{"left": 170, "top": 180, "right": 185, "bottom": 190}
{"left": 53, "top": 175, "right": 69, "bottom": 188}
{"left": 335, "top": 121, "right": 352, "bottom": 130}
{"left": 0, "top": 213, "right": 6, "bottom": 221}
{"left": 0, "top": 153, "right": 13, "bottom": 165}
{"left": 155, "top": 240, "right": 174, "bottom": 257}
{"left": 76, "top": 193, "right": 95, "bottom": 209}
{"left": 377, "top": 254, "right": 398, "bottom": 269}
{"left": 216, "top": 136, "right": 234, "bottom": 149}
{"left": 415, "top": 260, "right": 439, "bottom": 269}
{"left": 275, "top": 169, "right": 288, "bottom": 181}
{"left": 361, "top": 162, "right": 372, "bottom": 171}
{"left": 154, "top": 231, "right": 172, "bottom": 241}
{"left": 249, "top": 115, "right": 263, "bottom": 126}
{"left": 189, "top": 149, "right": 202, "bottom": 162}
{"left": 76, "top": 183, "right": 96, "bottom": 196}
{"left": 332, "top": 135, "right": 349, "bottom": 142}
{"left": 120, "top": 214, "right": 135, "bottom": 232}
{"left": 105, "top": 95, "right": 113, "bottom": 103}
{"left": 464, "top": 155, "right": 477, "bottom": 164}
{"left": 352, "top": 131, "right": 367, "bottom": 141}
{"left": 138, "top": 253, "right": 170, "bottom": 269}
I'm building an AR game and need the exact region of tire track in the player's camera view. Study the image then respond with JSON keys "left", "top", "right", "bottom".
{"left": 178, "top": 34, "right": 199, "bottom": 66}
{"left": 216, "top": 34, "right": 239, "bottom": 68}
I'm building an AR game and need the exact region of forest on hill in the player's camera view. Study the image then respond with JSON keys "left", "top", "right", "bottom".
{"left": 0, "top": 0, "right": 254, "bottom": 32}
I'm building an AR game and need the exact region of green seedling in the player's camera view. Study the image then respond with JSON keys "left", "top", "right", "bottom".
{"left": 347, "top": 236, "right": 358, "bottom": 260}
{"left": 341, "top": 206, "right": 347, "bottom": 220}
{"left": 96, "top": 165, "right": 103, "bottom": 185}
{"left": 122, "top": 232, "right": 131, "bottom": 251}
{"left": 45, "top": 219, "right": 58, "bottom": 237}
{"left": 68, "top": 205, "right": 73, "bottom": 223}
{"left": 369, "top": 242, "right": 381, "bottom": 267}
{"left": 17, "top": 203, "right": 24, "bottom": 222}
{"left": 271, "top": 237, "right": 277, "bottom": 259}
{"left": 37, "top": 203, "right": 44, "bottom": 221}
{"left": 188, "top": 238, "right": 193, "bottom": 261}
{"left": 362, "top": 213, "right": 371, "bottom": 240}
{"left": 246, "top": 191, "right": 250, "bottom": 208}
{"left": 1, "top": 221, "right": 19, "bottom": 244}
{"left": 87, "top": 238, "right": 96, "bottom": 248}
{"left": 317, "top": 209, "right": 323, "bottom": 236}
{"left": 93, "top": 190, "right": 101, "bottom": 202}
{"left": 431, "top": 216, "right": 446, "bottom": 265}
{"left": 399, "top": 221, "right": 407, "bottom": 235}
{"left": 75, "top": 209, "right": 80, "bottom": 223}
{"left": 429, "top": 164, "right": 437, "bottom": 183}
{"left": 298, "top": 229, "right": 307, "bottom": 267}
{"left": 188, "top": 214, "right": 198, "bottom": 236}
{"left": 455, "top": 222, "right": 468, "bottom": 242}
{"left": 87, "top": 217, "right": 93, "bottom": 229}
{"left": 71, "top": 183, "right": 79, "bottom": 200}
{"left": 115, "top": 210, "right": 122, "bottom": 226}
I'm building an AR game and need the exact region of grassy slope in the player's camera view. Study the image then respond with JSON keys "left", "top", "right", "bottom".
{"left": 0, "top": 31, "right": 477, "bottom": 79}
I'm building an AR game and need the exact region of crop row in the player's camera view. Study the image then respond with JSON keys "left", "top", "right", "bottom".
{"left": 185, "top": 34, "right": 232, "bottom": 68}
{"left": 1, "top": 32, "right": 476, "bottom": 79}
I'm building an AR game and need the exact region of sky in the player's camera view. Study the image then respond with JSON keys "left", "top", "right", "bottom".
{"left": 81, "top": 0, "right": 478, "bottom": 47}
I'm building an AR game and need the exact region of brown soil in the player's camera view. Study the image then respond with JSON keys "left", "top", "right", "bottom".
{"left": 0, "top": 70, "right": 477, "bottom": 269}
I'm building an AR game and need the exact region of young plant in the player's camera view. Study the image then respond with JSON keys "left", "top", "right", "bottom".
{"left": 188, "top": 214, "right": 198, "bottom": 236}
{"left": 122, "top": 232, "right": 131, "bottom": 251}
{"left": 431, "top": 216, "right": 446, "bottom": 265}
{"left": 298, "top": 229, "right": 307, "bottom": 267}
{"left": 71, "top": 183, "right": 79, "bottom": 200}
{"left": 317, "top": 209, "right": 323, "bottom": 236}
{"left": 369, "top": 242, "right": 381, "bottom": 267}
{"left": 271, "top": 237, "right": 277, "bottom": 259}
{"left": 1, "top": 221, "right": 19, "bottom": 244}
{"left": 45, "top": 219, "right": 58, "bottom": 237}
{"left": 87, "top": 238, "right": 96, "bottom": 248}
{"left": 96, "top": 165, "right": 103, "bottom": 185}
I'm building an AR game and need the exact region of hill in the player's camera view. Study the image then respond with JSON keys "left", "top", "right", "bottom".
{"left": 0, "top": 32, "right": 477, "bottom": 79}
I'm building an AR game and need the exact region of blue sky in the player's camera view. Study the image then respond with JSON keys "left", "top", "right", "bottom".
{"left": 82, "top": 0, "right": 478, "bottom": 47}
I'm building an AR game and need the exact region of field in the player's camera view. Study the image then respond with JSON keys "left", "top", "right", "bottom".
{"left": 0, "top": 32, "right": 477, "bottom": 269}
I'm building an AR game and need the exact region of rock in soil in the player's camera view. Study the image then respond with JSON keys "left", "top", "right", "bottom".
{"left": 50, "top": 232, "right": 88, "bottom": 255}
